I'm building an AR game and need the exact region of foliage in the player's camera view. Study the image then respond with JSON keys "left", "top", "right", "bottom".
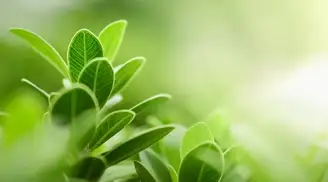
{"left": 4, "top": 20, "right": 174, "bottom": 182}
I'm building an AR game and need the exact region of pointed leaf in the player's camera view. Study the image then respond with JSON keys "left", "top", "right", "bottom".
{"left": 134, "top": 161, "right": 156, "bottom": 182}
{"left": 89, "top": 110, "right": 135, "bottom": 150}
{"left": 131, "top": 94, "right": 171, "bottom": 123}
{"left": 111, "top": 57, "right": 145, "bottom": 95}
{"left": 50, "top": 84, "right": 99, "bottom": 125}
{"left": 180, "top": 122, "right": 214, "bottom": 159}
{"left": 78, "top": 57, "right": 115, "bottom": 107}
{"left": 10, "top": 28, "right": 69, "bottom": 77}
{"left": 160, "top": 124, "right": 187, "bottom": 171}
{"left": 103, "top": 125, "right": 174, "bottom": 166}
{"left": 68, "top": 29, "right": 103, "bottom": 81}
{"left": 179, "top": 142, "right": 224, "bottom": 182}
{"left": 71, "top": 156, "right": 107, "bottom": 182}
{"left": 99, "top": 20, "right": 127, "bottom": 61}
{"left": 168, "top": 165, "right": 178, "bottom": 182}
{"left": 139, "top": 150, "right": 172, "bottom": 182}
{"left": 21, "top": 78, "right": 49, "bottom": 100}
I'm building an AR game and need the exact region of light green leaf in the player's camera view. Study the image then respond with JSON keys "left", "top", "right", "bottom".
{"left": 10, "top": 28, "right": 69, "bottom": 77}
{"left": 68, "top": 29, "right": 103, "bottom": 82}
{"left": 168, "top": 165, "right": 178, "bottom": 182}
{"left": 50, "top": 84, "right": 99, "bottom": 125}
{"left": 111, "top": 57, "right": 145, "bottom": 95}
{"left": 99, "top": 20, "right": 127, "bottom": 61}
{"left": 139, "top": 149, "right": 172, "bottom": 182}
{"left": 134, "top": 161, "right": 156, "bottom": 182}
{"left": 180, "top": 122, "right": 214, "bottom": 159}
{"left": 179, "top": 142, "right": 224, "bottom": 182}
{"left": 70, "top": 156, "right": 107, "bottom": 182}
{"left": 99, "top": 163, "right": 137, "bottom": 182}
{"left": 102, "top": 125, "right": 174, "bottom": 166}
{"left": 89, "top": 110, "right": 135, "bottom": 151}
{"left": 160, "top": 124, "right": 187, "bottom": 171}
{"left": 78, "top": 57, "right": 114, "bottom": 107}
{"left": 21, "top": 78, "right": 49, "bottom": 100}
{"left": 131, "top": 94, "right": 171, "bottom": 123}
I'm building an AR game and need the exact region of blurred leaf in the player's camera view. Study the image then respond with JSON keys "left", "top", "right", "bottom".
{"left": 89, "top": 110, "right": 135, "bottom": 151}
{"left": 78, "top": 57, "right": 114, "bottom": 107}
{"left": 21, "top": 78, "right": 49, "bottom": 100}
{"left": 50, "top": 84, "right": 98, "bottom": 125}
{"left": 139, "top": 149, "right": 172, "bottom": 182}
{"left": 68, "top": 29, "right": 103, "bottom": 81}
{"left": 131, "top": 94, "right": 171, "bottom": 123}
{"left": 160, "top": 124, "right": 187, "bottom": 171}
{"left": 103, "top": 125, "right": 174, "bottom": 166}
{"left": 71, "top": 156, "right": 106, "bottom": 182}
{"left": 99, "top": 20, "right": 127, "bottom": 61}
{"left": 168, "top": 165, "right": 178, "bottom": 182}
{"left": 99, "top": 163, "right": 136, "bottom": 182}
{"left": 111, "top": 57, "right": 145, "bottom": 95}
{"left": 1, "top": 91, "right": 45, "bottom": 146}
{"left": 98, "top": 94, "right": 123, "bottom": 118}
{"left": 204, "top": 109, "right": 232, "bottom": 149}
{"left": 179, "top": 142, "right": 224, "bottom": 182}
{"left": 180, "top": 122, "right": 214, "bottom": 159}
{"left": 134, "top": 161, "right": 156, "bottom": 182}
{"left": 10, "top": 28, "right": 69, "bottom": 77}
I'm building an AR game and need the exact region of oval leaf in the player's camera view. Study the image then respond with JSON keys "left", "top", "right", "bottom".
{"left": 68, "top": 29, "right": 103, "bottom": 81}
{"left": 179, "top": 142, "right": 224, "bottom": 182}
{"left": 99, "top": 163, "right": 137, "bottom": 182}
{"left": 131, "top": 94, "right": 171, "bottom": 123}
{"left": 10, "top": 28, "right": 69, "bottom": 77}
{"left": 89, "top": 110, "right": 135, "bottom": 150}
{"left": 99, "top": 20, "right": 127, "bottom": 61}
{"left": 139, "top": 149, "right": 172, "bottom": 182}
{"left": 71, "top": 156, "right": 106, "bottom": 182}
{"left": 180, "top": 122, "right": 214, "bottom": 159}
{"left": 111, "top": 57, "right": 145, "bottom": 95}
{"left": 103, "top": 125, "right": 174, "bottom": 166}
{"left": 50, "top": 84, "right": 98, "bottom": 125}
{"left": 78, "top": 57, "right": 114, "bottom": 107}
{"left": 134, "top": 161, "right": 156, "bottom": 182}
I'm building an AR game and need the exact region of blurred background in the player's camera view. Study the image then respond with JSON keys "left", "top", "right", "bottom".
{"left": 2, "top": 0, "right": 328, "bottom": 155}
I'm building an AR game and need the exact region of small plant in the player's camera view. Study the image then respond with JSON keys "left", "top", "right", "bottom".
{"left": 9, "top": 20, "right": 174, "bottom": 182}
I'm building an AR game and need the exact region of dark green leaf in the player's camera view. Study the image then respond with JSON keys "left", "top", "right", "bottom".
{"left": 111, "top": 57, "right": 145, "bottom": 95}
{"left": 134, "top": 161, "right": 156, "bottom": 182}
{"left": 103, "top": 125, "right": 174, "bottom": 166}
{"left": 180, "top": 122, "right": 214, "bottom": 159}
{"left": 89, "top": 110, "right": 135, "bottom": 151}
{"left": 10, "top": 28, "right": 69, "bottom": 77}
{"left": 139, "top": 150, "right": 172, "bottom": 182}
{"left": 78, "top": 57, "right": 114, "bottom": 107}
{"left": 99, "top": 20, "right": 127, "bottom": 61}
{"left": 68, "top": 29, "right": 103, "bottom": 81}
{"left": 71, "top": 156, "right": 106, "bottom": 182}
{"left": 179, "top": 142, "right": 224, "bottom": 182}
{"left": 50, "top": 84, "right": 99, "bottom": 125}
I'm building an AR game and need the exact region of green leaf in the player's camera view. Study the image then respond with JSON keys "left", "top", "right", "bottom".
{"left": 179, "top": 142, "right": 224, "bottom": 182}
{"left": 50, "top": 84, "right": 99, "bottom": 125}
{"left": 102, "top": 125, "right": 174, "bottom": 166}
{"left": 139, "top": 149, "right": 172, "bottom": 182}
{"left": 111, "top": 57, "right": 145, "bottom": 95}
{"left": 99, "top": 163, "right": 137, "bottom": 182}
{"left": 168, "top": 165, "right": 178, "bottom": 182}
{"left": 78, "top": 57, "right": 115, "bottom": 107}
{"left": 180, "top": 122, "right": 214, "bottom": 159}
{"left": 134, "top": 161, "right": 156, "bottom": 182}
{"left": 68, "top": 29, "right": 103, "bottom": 82}
{"left": 71, "top": 156, "right": 106, "bottom": 182}
{"left": 10, "top": 28, "right": 69, "bottom": 77}
{"left": 131, "top": 94, "right": 171, "bottom": 123}
{"left": 89, "top": 110, "right": 135, "bottom": 151}
{"left": 21, "top": 78, "right": 49, "bottom": 100}
{"left": 99, "top": 20, "right": 127, "bottom": 61}
{"left": 160, "top": 124, "right": 187, "bottom": 171}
